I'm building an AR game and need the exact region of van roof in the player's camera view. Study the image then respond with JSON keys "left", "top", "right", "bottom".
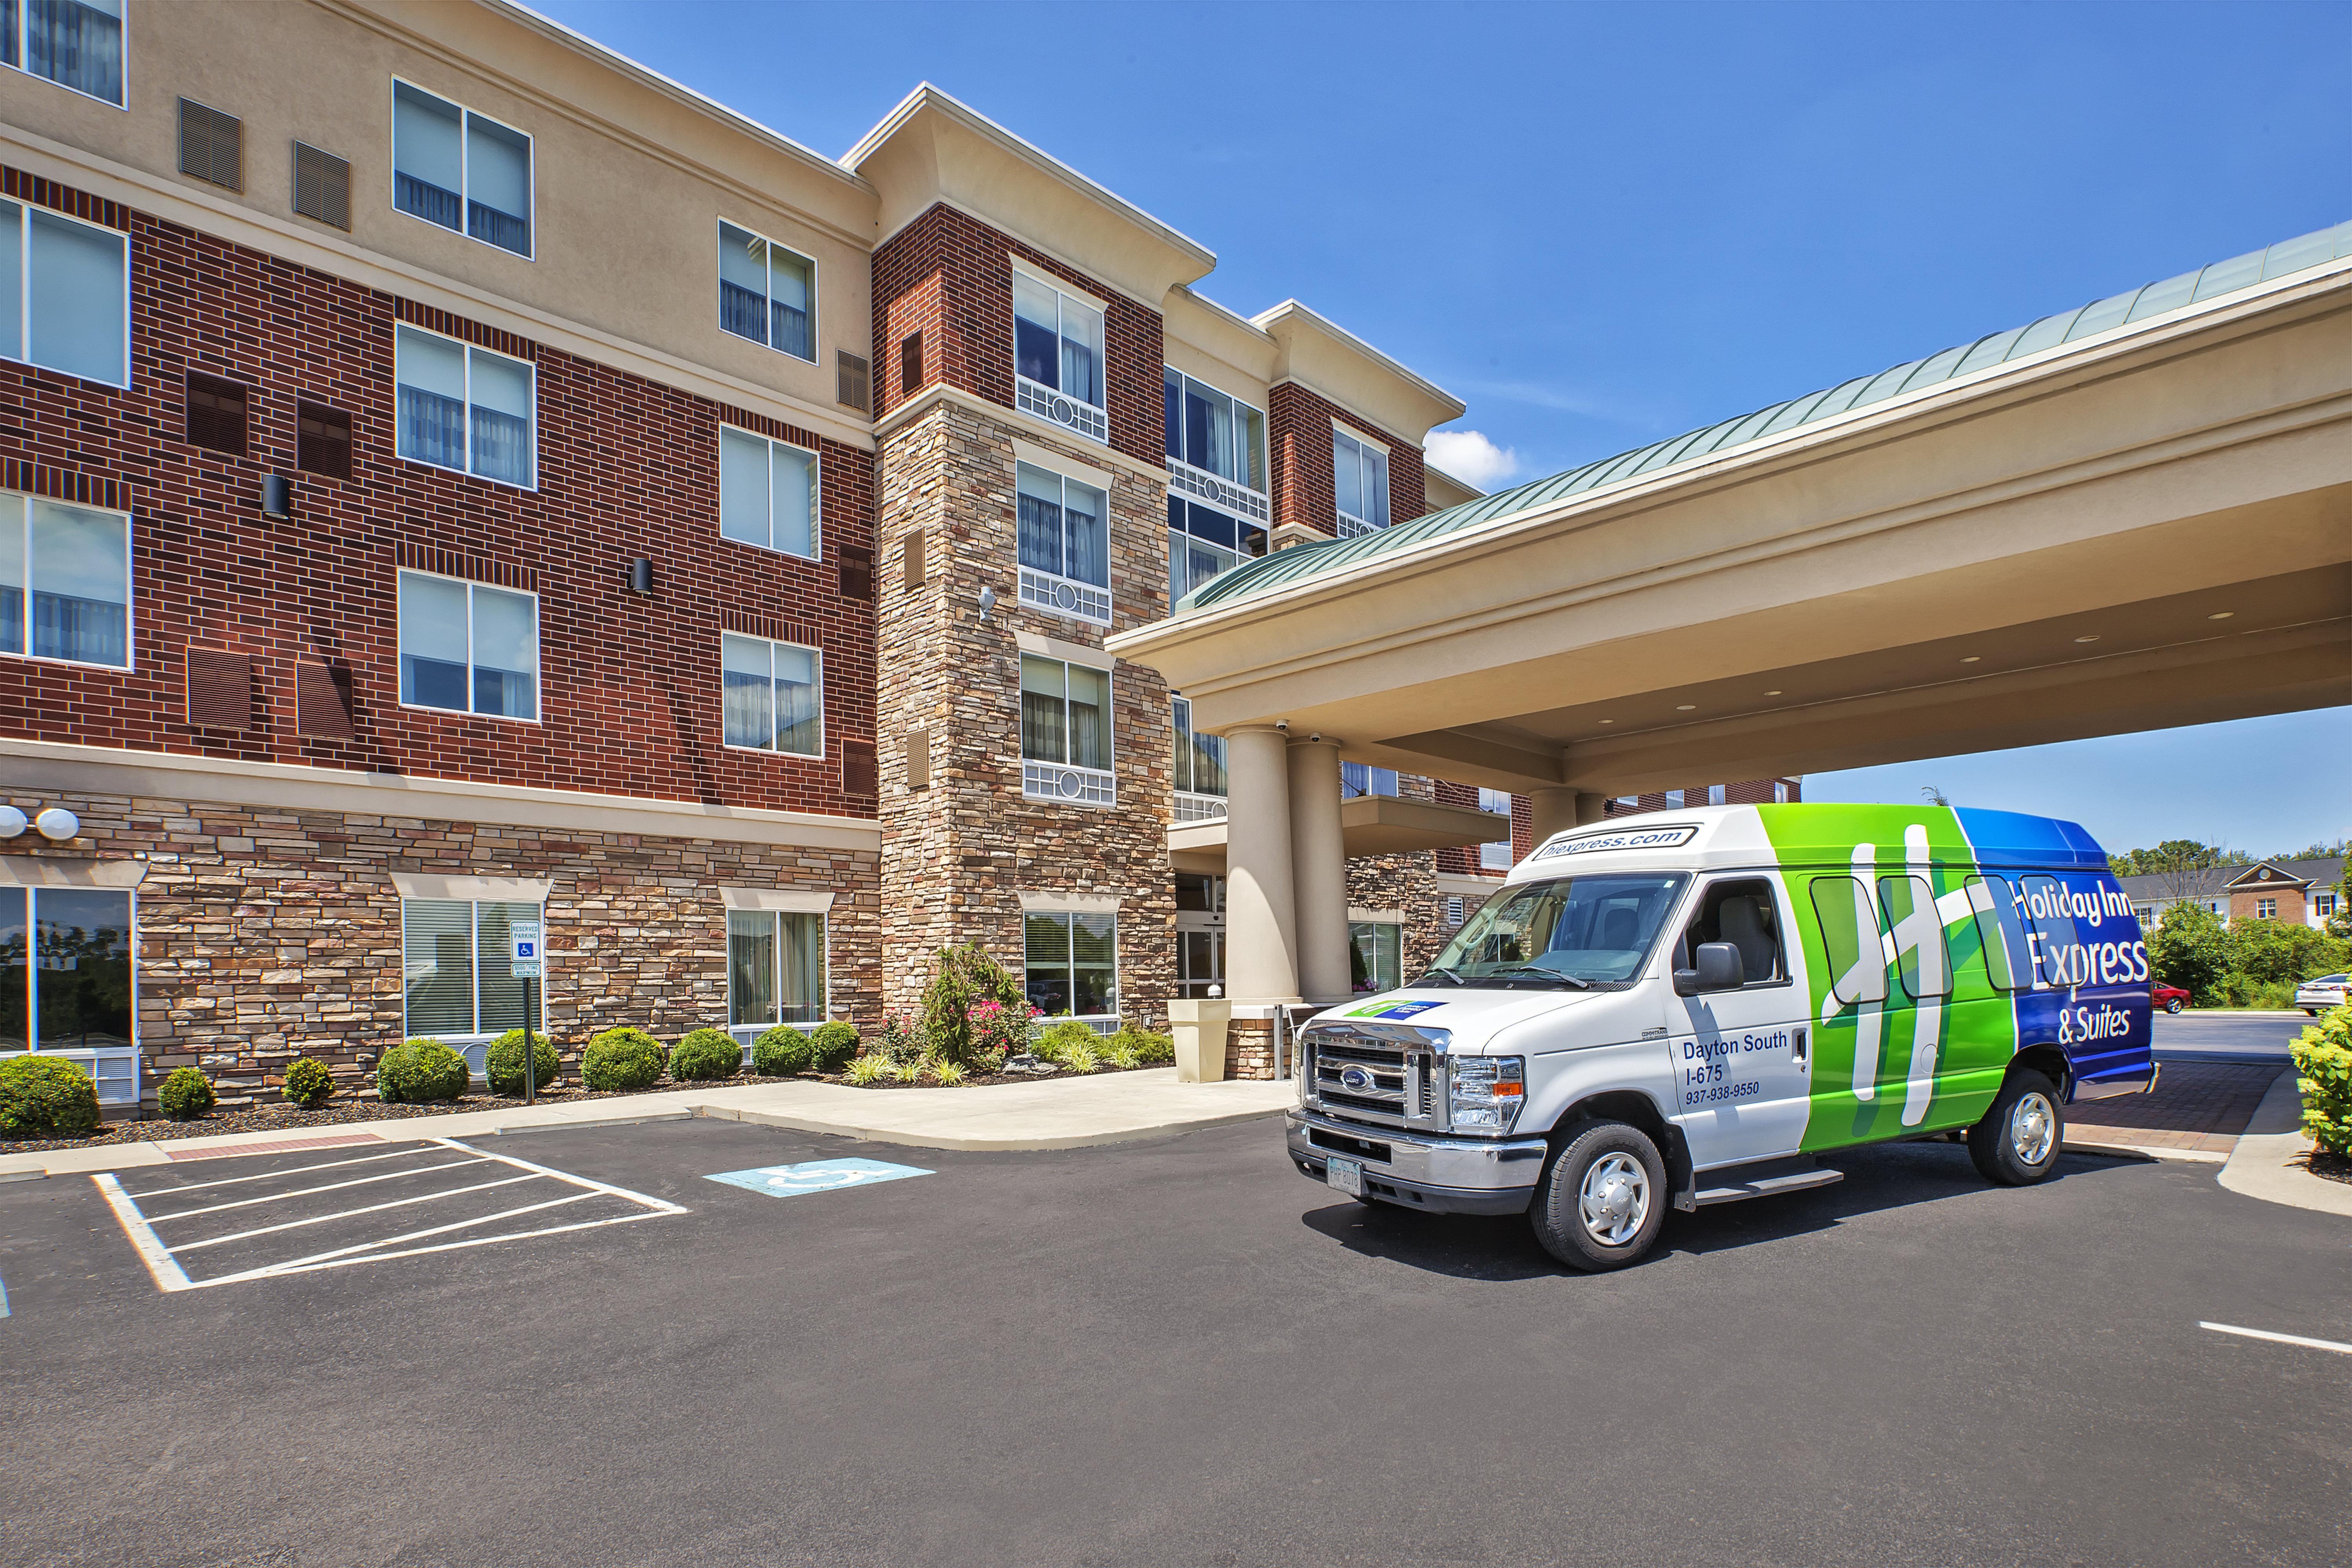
{"left": 1512, "top": 803, "right": 2110, "bottom": 883}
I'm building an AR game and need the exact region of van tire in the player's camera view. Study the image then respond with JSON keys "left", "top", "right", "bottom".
{"left": 1530, "top": 1119, "right": 1668, "bottom": 1272}
{"left": 1967, "top": 1069, "right": 2064, "bottom": 1186}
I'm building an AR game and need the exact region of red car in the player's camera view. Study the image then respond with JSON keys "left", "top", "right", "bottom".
{"left": 2151, "top": 983, "right": 2189, "bottom": 1014}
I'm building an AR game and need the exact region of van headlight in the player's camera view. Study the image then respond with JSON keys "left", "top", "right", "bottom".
{"left": 1447, "top": 1055, "right": 1524, "bottom": 1133}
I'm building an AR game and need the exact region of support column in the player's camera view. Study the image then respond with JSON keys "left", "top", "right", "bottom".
{"left": 1529, "top": 788, "right": 1576, "bottom": 850}
{"left": 1287, "top": 737, "right": 1350, "bottom": 1004}
{"left": 1576, "top": 791, "right": 1608, "bottom": 826}
{"left": 1223, "top": 725, "right": 1300, "bottom": 1004}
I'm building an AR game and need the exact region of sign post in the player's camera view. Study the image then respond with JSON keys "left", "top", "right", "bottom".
{"left": 510, "top": 920, "right": 543, "bottom": 1105}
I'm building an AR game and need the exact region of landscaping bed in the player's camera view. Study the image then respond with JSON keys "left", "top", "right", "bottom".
{"left": 835, "top": 1060, "right": 1164, "bottom": 1091}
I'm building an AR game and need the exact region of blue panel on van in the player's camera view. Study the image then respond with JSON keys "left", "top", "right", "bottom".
{"left": 1953, "top": 808, "right": 2109, "bottom": 871}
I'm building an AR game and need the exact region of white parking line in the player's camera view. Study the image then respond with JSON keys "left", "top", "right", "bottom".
{"left": 2200, "top": 1321, "right": 2352, "bottom": 1356}
{"left": 91, "top": 1172, "right": 194, "bottom": 1293}
{"left": 168, "top": 1172, "right": 543, "bottom": 1254}
{"left": 125, "top": 1145, "right": 449, "bottom": 1199}
{"left": 140, "top": 1156, "right": 490, "bottom": 1223}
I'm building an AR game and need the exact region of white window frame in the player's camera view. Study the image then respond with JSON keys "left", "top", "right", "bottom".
{"left": 389, "top": 77, "right": 534, "bottom": 260}
{"left": 1349, "top": 918, "right": 1403, "bottom": 995}
{"left": 1171, "top": 695, "right": 1226, "bottom": 822}
{"left": 725, "top": 907, "right": 831, "bottom": 1045}
{"left": 1479, "top": 787, "right": 1514, "bottom": 871}
{"left": 0, "top": 201, "right": 131, "bottom": 388}
{"left": 394, "top": 323, "right": 538, "bottom": 490}
{"left": 1011, "top": 265, "right": 1109, "bottom": 445}
{"left": 4, "top": 0, "right": 127, "bottom": 109}
{"left": 1333, "top": 426, "right": 1391, "bottom": 537}
{"left": 1014, "top": 460, "right": 1111, "bottom": 626}
{"left": 0, "top": 884, "right": 140, "bottom": 1105}
{"left": 396, "top": 568, "right": 540, "bottom": 724}
{"left": 720, "top": 632, "right": 825, "bottom": 759}
{"left": 1020, "top": 654, "right": 1116, "bottom": 807}
{"left": 0, "top": 489, "right": 135, "bottom": 671}
{"left": 1024, "top": 909, "right": 1119, "bottom": 1028}
{"left": 2316, "top": 892, "right": 2340, "bottom": 918}
{"left": 2255, "top": 897, "right": 2277, "bottom": 920}
{"left": 1163, "top": 366, "right": 1270, "bottom": 521}
{"left": 717, "top": 423, "right": 821, "bottom": 561}
{"left": 1167, "top": 492, "right": 1267, "bottom": 608}
{"left": 715, "top": 218, "right": 818, "bottom": 364}
{"left": 399, "top": 897, "right": 546, "bottom": 1074}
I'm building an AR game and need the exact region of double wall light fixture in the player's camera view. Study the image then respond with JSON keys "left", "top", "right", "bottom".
{"left": 0, "top": 804, "right": 81, "bottom": 841}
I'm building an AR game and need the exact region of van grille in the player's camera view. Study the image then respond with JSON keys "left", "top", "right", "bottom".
{"left": 1305, "top": 1027, "right": 1436, "bottom": 1132}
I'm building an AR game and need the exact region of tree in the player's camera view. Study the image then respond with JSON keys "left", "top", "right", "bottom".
{"left": 2147, "top": 902, "right": 2227, "bottom": 1001}
{"left": 2225, "top": 919, "right": 2350, "bottom": 988}
{"left": 2111, "top": 840, "right": 2229, "bottom": 904}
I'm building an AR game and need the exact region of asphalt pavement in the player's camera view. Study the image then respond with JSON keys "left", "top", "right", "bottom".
{"left": 1, "top": 1114, "right": 2345, "bottom": 1568}
{"left": 2152, "top": 1010, "right": 2316, "bottom": 1062}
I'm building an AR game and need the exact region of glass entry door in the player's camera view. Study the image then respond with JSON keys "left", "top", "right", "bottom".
{"left": 1176, "top": 873, "right": 1225, "bottom": 998}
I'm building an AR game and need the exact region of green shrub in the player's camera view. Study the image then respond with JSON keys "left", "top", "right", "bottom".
{"left": 929, "top": 1059, "right": 968, "bottom": 1086}
{"left": 752, "top": 1025, "right": 814, "bottom": 1076}
{"left": 0, "top": 1055, "right": 101, "bottom": 1138}
{"left": 486, "top": 1030, "right": 559, "bottom": 1095}
{"left": 581, "top": 1027, "right": 664, "bottom": 1093}
{"left": 1115, "top": 1027, "right": 1174, "bottom": 1065}
{"left": 920, "top": 943, "right": 1027, "bottom": 1066}
{"left": 2226, "top": 920, "right": 2350, "bottom": 989}
{"left": 844, "top": 1054, "right": 891, "bottom": 1085}
{"left": 668, "top": 1028, "right": 741, "bottom": 1082}
{"left": 158, "top": 1066, "right": 216, "bottom": 1121}
{"left": 808, "top": 1020, "right": 862, "bottom": 1072}
{"left": 2292, "top": 1007, "right": 2352, "bottom": 1156}
{"left": 2150, "top": 902, "right": 2227, "bottom": 1002}
{"left": 1034, "top": 1020, "right": 1099, "bottom": 1064}
{"left": 891, "top": 1058, "right": 924, "bottom": 1082}
{"left": 280, "top": 1056, "right": 335, "bottom": 1108}
{"left": 377, "top": 1039, "right": 470, "bottom": 1104}
{"left": 1057, "top": 1040, "right": 1100, "bottom": 1075}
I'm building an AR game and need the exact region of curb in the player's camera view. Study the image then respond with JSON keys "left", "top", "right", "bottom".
{"left": 691, "top": 1100, "right": 1288, "bottom": 1152}
{"left": 485, "top": 1108, "right": 697, "bottom": 1136}
{"left": 2062, "top": 1136, "right": 2229, "bottom": 1166}
{"left": 2217, "top": 1067, "right": 2352, "bottom": 1218}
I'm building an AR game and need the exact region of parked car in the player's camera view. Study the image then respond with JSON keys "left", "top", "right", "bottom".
{"left": 2151, "top": 982, "right": 2190, "bottom": 1014}
{"left": 2295, "top": 974, "right": 2349, "bottom": 1016}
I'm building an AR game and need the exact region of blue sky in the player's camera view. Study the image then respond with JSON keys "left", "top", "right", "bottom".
{"left": 535, "top": 0, "right": 2349, "bottom": 853}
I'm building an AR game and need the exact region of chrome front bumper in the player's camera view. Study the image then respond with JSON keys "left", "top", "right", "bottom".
{"left": 1285, "top": 1109, "right": 1547, "bottom": 1216}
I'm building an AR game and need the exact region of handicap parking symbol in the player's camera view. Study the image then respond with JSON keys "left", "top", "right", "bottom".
{"left": 703, "top": 1158, "right": 933, "bottom": 1198}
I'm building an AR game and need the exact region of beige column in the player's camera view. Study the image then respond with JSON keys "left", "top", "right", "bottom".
{"left": 1529, "top": 788, "right": 1579, "bottom": 850}
{"left": 1576, "top": 791, "right": 1608, "bottom": 826}
{"left": 1223, "top": 725, "right": 1301, "bottom": 1004}
{"left": 1287, "top": 737, "right": 1350, "bottom": 1004}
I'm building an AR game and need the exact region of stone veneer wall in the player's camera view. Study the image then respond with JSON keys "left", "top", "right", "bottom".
{"left": 1344, "top": 772, "right": 1451, "bottom": 982}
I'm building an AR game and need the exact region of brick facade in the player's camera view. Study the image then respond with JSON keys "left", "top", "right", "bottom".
{"left": 1267, "top": 380, "right": 1428, "bottom": 538}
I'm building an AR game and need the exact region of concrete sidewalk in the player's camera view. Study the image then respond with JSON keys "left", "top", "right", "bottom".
{"left": 0, "top": 1069, "right": 1299, "bottom": 1178}
{"left": 2218, "top": 1067, "right": 2352, "bottom": 1218}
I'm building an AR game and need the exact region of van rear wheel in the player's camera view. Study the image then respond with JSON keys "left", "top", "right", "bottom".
{"left": 1530, "top": 1119, "right": 1668, "bottom": 1272}
{"left": 1967, "top": 1069, "right": 2063, "bottom": 1186}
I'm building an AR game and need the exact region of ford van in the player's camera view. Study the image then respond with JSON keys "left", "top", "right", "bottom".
{"left": 1288, "top": 804, "right": 2155, "bottom": 1270}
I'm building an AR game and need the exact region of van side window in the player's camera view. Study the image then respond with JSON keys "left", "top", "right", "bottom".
{"left": 1965, "top": 875, "right": 2030, "bottom": 992}
{"left": 1681, "top": 878, "right": 1786, "bottom": 985}
{"left": 1877, "top": 875, "right": 1951, "bottom": 999}
{"left": 2017, "top": 875, "right": 2075, "bottom": 988}
{"left": 1808, "top": 875, "right": 1888, "bottom": 1004}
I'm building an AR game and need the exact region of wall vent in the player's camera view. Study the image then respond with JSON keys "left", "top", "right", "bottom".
{"left": 838, "top": 543, "right": 873, "bottom": 602}
{"left": 185, "top": 372, "right": 250, "bottom": 457}
{"left": 905, "top": 728, "right": 929, "bottom": 791}
{"left": 900, "top": 332, "right": 923, "bottom": 397}
{"left": 902, "top": 526, "right": 926, "bottom": 589}
{"left": 292, "top": 141, "right": 351, "bottom": 230}
{"left": 842, "top": 739, "right": 877, "bottom": 797}
{"left": 836, "top": 350, "right": 869, "bottom": 413}
{"left": 178, "top": 100, "right": 243, "bottom": 191}
{"left": 185, "top": 648, "right": 252, "bottom": 730}
{"left": 296, "top": 399, "right": 352, "bottom": 479}
{"left": 296, "top": 661, "right": 356, "bottom": 739}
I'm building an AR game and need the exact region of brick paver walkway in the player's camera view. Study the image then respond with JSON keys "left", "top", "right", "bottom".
{"left": 2064, "top": 1062, "right": 2283, "bottom": 1154}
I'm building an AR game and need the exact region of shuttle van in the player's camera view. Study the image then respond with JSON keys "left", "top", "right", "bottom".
{"left": 1288, "top": 804, "right": 2155, "bottom": 1270}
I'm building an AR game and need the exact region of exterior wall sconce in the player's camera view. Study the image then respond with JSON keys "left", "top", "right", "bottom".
{"left": 0, "top": 804, "right": 81, "bottom": 840}
{"left": 978, "top": 585, "right": 996, "bottom": 622}
{"left": 261, "top": 474, "right": 293, "bottom": 520}
{"left": 628, "top": 558, "right": 655, "bottom": 594}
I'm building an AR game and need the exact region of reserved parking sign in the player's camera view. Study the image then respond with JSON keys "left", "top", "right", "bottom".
{"left": 511, "top": 920, "right": 542, "bottom": 979}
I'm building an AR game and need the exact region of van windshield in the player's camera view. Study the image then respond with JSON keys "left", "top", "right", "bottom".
{"left": 1423, "top": 873, "right": 1688, "bottom": 987}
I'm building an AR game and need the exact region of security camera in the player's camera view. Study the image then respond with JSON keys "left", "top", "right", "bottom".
{"left": 1274, "top": 719, "right": 1289, "bottom": 731}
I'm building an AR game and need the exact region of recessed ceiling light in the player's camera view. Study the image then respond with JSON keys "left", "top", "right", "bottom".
{"left": 2073, "top": 635, "right": 2100, "bottom": 644}
{"left": 1675, "top": 704, "right": 1697, "bottom": 712}
{"left": 1960, "top": 656, "right": 1981, "bottom": 664}
{"left": 1764, "top": 690, "right": 1782, "bottom": 697}
{"left": 2207, "top": 611, "right": 2234, "bottom": 621}
{"left": 1597, "top": 718, "right": 1613, "bottom": 724}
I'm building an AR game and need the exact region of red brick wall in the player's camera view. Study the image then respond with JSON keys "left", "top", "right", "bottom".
{"left": 1267, "top": 381, "right": 1427, "bottom": 537}
{"left": 0, "top": 169, "right": 876, "bottom": 818}
{"left": 870, "top": 203, "right": 1164, "bottom": 466}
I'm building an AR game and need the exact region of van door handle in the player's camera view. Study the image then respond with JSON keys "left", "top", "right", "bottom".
{"left": 1792, "top": 1027, "right": 1808, "bottom": 1065}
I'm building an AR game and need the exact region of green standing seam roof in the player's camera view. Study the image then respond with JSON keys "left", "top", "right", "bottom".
{"left": 1176, "top": 218, "right": 2352, "bottom": 617}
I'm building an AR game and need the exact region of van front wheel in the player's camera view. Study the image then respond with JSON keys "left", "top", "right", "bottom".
{"left": 1530, "top": 1120, "right": 1668, "bottom": 1271}
{"left": 1967, "top": 1070, "right": 2063, "bottom": 1186}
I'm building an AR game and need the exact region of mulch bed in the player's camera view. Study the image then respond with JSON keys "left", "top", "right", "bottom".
{"left": 2305, "top": 1151, "right": 2352, "bottom": 1186}
{"left": 837, "top": 1060, "right": 1165, "bottom": 1091}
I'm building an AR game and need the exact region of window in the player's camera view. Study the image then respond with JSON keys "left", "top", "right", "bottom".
{"left": 1681, "top": 879, "right": 1787, "bottom": 984}
{"left": 392, "top": 81, "right": 532, "bottom": 256}
{"left": 722, "top": 633, "right": 822, "bottom": 757}
{"left": 1025, "top": 911, "right": 1116, "bottom": 1020}
{"left": 1012, "top": 271, "right": 1107, "bottom": 442}
{"left": 7, "top": 0, "right": 122, "bottom": 106}
{"left": 718, "top": 426, "right": 817, "bottom": 558}
{"left": 177, "top": 100, "right": 242, "bottom": 191}
{"left": 394, "top": 325, "right": 535, "bottom": 487}
{"left": 2256, "top": 897, "right": 2277, "bottom": 920}
{"left": 1664, "top": 789, "right": 1686, "bottom": 808}
{"left": 1966, "top": 876, "right": 2031, "bottom": 993}
{"left": 728, "top": 909, "right": 826, "bottom": 1034}
{"left": 397, "top": 570, "right": 537, "bottom": 720}
{"left": 1431, "top": 872, "right": 1687, "bottom": 985}
{"left": 1163, "top": 367, "right": 1268, "bottom": 499}
{"left": 297, "top": 400, "right": 352, "bottom": 479}
{"left": 1341, "top": 762, "right": 1398, "bottom": 800}
{"left": 2318, "top": 893, "right": 2341, "bottom": 919}
{"left": 1809, "top": 876, "right": 1888, "bottom": 1005}
{"left": 401, "top": 898, "right": 542, "bottom": 1040}
{"left": 1479, "top": 787, "right": 1514, "bottom": 871}
{"left": 0, "top": 491, "right": 130, "bottom": 668}
{"left": 836, "top": 350, "right": 869, "bottom": 413}
{"left": 899, "top": 331, "right": 922, "bottom": 395}
{"left": 1708, "top": 784, "right": 1727, "bottom": 806}
{"left": 1878, "top": 874, "right": 1951, "bottom": 998}
{"left": 0, "top": 886, "right": 137, "bottom": 1102}
{"left": 1332, "top": 428, "right": 1390, "bottom": 536}
{"left": 185, "top": 372, "right": 248, "bottom": 456}
{"left": 1167, "top": 496, "right": 1266, "bottom": 606}
{"left": 1021, "top": 655, "right": 1114, "bottom": 805}
{"left": 1016, "top": 461, "right": 1110, "bottom": 624}
{"left": 1772, "top": 781, "right": 1791, "bottom": 803}
{"left": 0, "top": 200, "right": 128, "bottom": 387}
{"left": 293, "top": 142, "right": 352, "bottom": 230}
{"left": 1171, "top": 696, "right": 1226, "bottom": 819}
{"left": 717, "top": 221, "right": 814, "bottom": 361}
{"left": 1350, "top": 920, "right": 1402, "bottom": 994}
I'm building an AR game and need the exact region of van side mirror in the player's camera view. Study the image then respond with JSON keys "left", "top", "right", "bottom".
{"left": 1674, "top": 941, "right": 1745, "bottom": 996}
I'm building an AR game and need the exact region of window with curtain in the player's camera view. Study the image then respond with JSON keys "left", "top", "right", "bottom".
{"left": 1349, "top": 921, "right": 1402, "bottom": 995}
{"left": 717, "top": 221, "right": 816, "bottom": 361}
{"left": 401, "top": 899, "right": 544, "bottom": 1039}
{"left": 14, "top": 0, "right": 122, "bottom": 105}
{"left": 1333, "top": 428, "right": 1391, "bottom": 536}
{"left": 727, "top": 909, "right": 826, "bottom": 1030}
{"left": 0, "top": 492, "right": 130, "bottom": 668}
{"left": 0, "top": 199, "right": 128, "bottom": 387}
{"left": 397, "top": 569, "right": 538, "bottom": 719}
{"left": 1025, "top": 911, "right": 1117, "bottom": 1020}
{"left": 1015, "top": 461, "right": 1108, "bottom": 590}
{"left": 1479, "top": 787, "right": 1514, "bottom": 870}
{"left": 0, "top": 886, "right": 132, "bottom": 1053}
{"left": 392, "top": 81, "right": 532, "bottom": 257}
{"left": 718, "top": 426, "right": 818, "bottom": 558}
{"left": 1161, "top": 367, "right": 1267, "bottom": 492}
{"left": 1341, "top": 762, "right": 1397, "bottom": 799}
{"left": 1171, "top": 697, "right": 1227, "bottom": 798}
{"left": 1165, "top": 496, "right": 1266, "bottom": 606}
{"left": 395, "top": 325, "right": 536, "bottom": 487}
{"left": 1020, "top": 655, "right": 1109, "bottom": 770}
{"left": 1013, "top": 273, "right": 1104, "bottom": 410}
{"left": 722, "top": 633, "right": 823, "bottom": 756}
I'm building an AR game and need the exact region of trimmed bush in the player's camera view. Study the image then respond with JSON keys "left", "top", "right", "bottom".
{"left": 1034, "top": 1020, "right": 1100, "bottom": 1064}
{"left": 377, "top": 1039, "right": 470, "bottom": 1104}
{"left": 281, "top": 1055, "right": 336, "bottom": 1108}
{"left": 752, "top": 1025, "right": 815, "bottom": 1076}
{"left": 1116, "top": 1027, "right": 1175, "bottom": 1065}
{"left": 669, "top": 1028, "right": 741, "bottom": 1082}
{"left": 581, "top": 1027, "right": 664, "bottom": 1093}
{"left": 920, "top": 943, "right": 1027, "bottom": 1065}
{"left": 809, "top": 1020, "right": 862, "bottom": 1073}
{"left": 158, "top": 1066, "right": 217, "bottom": 1121}
{"left": 0, "top": 1054, "right": 101, "bottom": 1139}
{"left": 2292, "top": 1007, "right": 2352, "bottom": 1156}
{"left": 486, "top": 1030, "right": 559, "bottom": 1095}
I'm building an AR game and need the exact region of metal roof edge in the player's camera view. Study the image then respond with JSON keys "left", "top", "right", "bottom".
{"left": 1253, "top": 299, "right": 1467, "bottom": 420}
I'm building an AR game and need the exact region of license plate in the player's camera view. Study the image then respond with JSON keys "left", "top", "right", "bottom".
{"left": 1325, "top": 1156, "right": 1363, "bottom": 1196}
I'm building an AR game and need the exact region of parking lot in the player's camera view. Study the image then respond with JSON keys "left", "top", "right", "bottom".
{"left": 1, "top": 1113, "right": 2345, "bottom": 1568}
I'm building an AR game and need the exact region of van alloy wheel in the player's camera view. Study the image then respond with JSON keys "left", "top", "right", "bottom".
{"left": 2009, "top": 1091, "right": 2056, "bottom": 1166}
{"left": 1530, "top": 1119, "right": 1669, "bottom": 1271}
{"left": 1967, "top": 1068, "right": 2065, "bottom": 1186}
{"left": 1579, "top": 1152, "right": 1649, "bottom": 1245}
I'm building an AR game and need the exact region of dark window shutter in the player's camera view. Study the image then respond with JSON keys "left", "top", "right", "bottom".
{"left": 292, "top": 141, "right": 352, "bottom": 230}
{"left": 185, "top": 648, "right": 252, "bottom": 730}
{"left": 296, "top": 661, "right": 356, "bottom": 739}
{"left": 296, "top": 400, "right": 352, "bottom": 479}
{"left": 842, "top": 739, "right": 877, "bottom": 797}
{"left": 836, "top": 350, "right": 870, "bottom": 413}
{"left": 185, "top": 372, "right": 250, "bottom": 456}
{"left": 838, "top": 543, "right": 873, "bottom": 602}
{"left": 900, "top": 332, "right": 923, "bottom": 397}
{"left": 178, "top": 100, "right": 243, "bottom": 191}
{"left": 902, "top": 525, "right": 926, "bottom": 589}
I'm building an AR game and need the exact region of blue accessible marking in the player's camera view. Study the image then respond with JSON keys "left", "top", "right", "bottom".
{"left": 704, "top": 1158, "right": 933, "bottom": 1199}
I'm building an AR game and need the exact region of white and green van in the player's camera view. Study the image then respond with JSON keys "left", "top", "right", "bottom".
{"left": 1287, "top": 804, "right": 2156, "bottom": 1270}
